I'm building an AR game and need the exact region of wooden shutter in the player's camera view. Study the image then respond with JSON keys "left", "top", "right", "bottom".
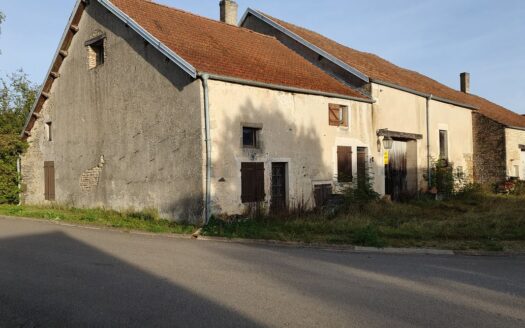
{"left": 314, "top": 184, "right": 332, "bottom": 207}
{"left": 241, "top": 162, "right": 265, "bottom": 203}
{"left": 357, "top": 147, "right": 367, "bottom": 188}
{"left": 337, "top": 146, "right": 353, "bottom": 182}
{"left": 329, "top": 104, "right": 341, "bottom": 126}
{"left": 44, "top": 161, "right": 55, "bottom": 201}
{"left": 329, "top": 104, "right": 348, "bottom": 127}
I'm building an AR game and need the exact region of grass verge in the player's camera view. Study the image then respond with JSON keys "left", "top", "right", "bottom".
{"left": 0, "top": 205, "right": 196, "bottom": 235}
{"left": 202, "top": 192, "right": 525, "bottom": 252}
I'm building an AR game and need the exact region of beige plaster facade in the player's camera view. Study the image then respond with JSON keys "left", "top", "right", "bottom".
{"left": 207, "top": 80, "right": 373, "bottom": 215}
{"left": 505, "top": 128, "right": 525, "bottom": 179}
{"left": 371, "top": 84, "right": 474, "bottom": 193}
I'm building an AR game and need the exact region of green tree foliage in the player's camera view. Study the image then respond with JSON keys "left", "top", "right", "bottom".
{"left": 0, "top": 70, "right": 38, "bottom": 204}
{"left": 0, "top": 135, "right": 27, "bottom": 203}
{"left": 1, "top": 70, "right": 38, "bottom": 134}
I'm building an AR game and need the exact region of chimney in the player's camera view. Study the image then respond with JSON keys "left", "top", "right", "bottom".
{"left": 460, "top": 72, "right": 470, "bottom": 94}
{"left": 220, "top": 0, "right": 238, "bottom": 25}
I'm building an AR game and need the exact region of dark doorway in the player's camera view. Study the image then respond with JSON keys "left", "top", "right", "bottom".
{"left": 271, "top": 163, "right": 287, "bottom": 212}
{"left": 385, "top": 141, "right": 408, "bottom": 201}
{"left": 357, "top": 147, "right": 368, "bottom": 189}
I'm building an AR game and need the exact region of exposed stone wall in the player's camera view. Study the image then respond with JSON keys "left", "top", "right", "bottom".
{"left": 472, "top": 112, "right": 506, "bottom": 184}
{"left": 80, "top": 156, "right": 105, "bottom": 192}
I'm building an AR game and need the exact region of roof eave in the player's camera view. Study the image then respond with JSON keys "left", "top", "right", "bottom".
{"left": 199, "top": 72, "right": 375, "bottom": 104}
{"left": 371, "top": 79, "right": 479, "bottom": 111}
{"left": 21, "top": 0, "right": 85, "bottom": 138}
{"left": 240, "top": 8, "right": 370, "bottom": 84}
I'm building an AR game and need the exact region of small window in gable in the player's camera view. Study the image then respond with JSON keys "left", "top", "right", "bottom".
{"left": 329, "top": 104, "right": 348, "bottom": 127}
{"left": 86, "top": 34, "right": 106, "bottom": 69}
{"left": 45, "top": 122, "right": 52, "bottom": 142}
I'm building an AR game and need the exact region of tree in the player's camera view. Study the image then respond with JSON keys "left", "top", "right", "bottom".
{"left": 0, "top": 70, "right": 38, "bottom": 134}
{"left": 0, "top": 69, "right": 37, "bottom": 204}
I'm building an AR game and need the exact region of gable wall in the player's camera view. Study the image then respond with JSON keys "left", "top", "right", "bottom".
{"left": 21, "top": 1, "right": 204, "bottom": 222}
{"left": 241, "top": 14, "right": 368, "bottom": 92}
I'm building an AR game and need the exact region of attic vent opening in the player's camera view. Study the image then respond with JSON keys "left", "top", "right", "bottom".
{"left": 85, "top": 34, "right": 106, "bottom": 69}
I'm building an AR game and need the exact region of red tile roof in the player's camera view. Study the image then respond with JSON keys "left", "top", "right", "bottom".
{"left": 108, "top": 0, "right": 368, "bottom": 100}
{"left": 260, "top": 13, "right": 525, "bottom": 128}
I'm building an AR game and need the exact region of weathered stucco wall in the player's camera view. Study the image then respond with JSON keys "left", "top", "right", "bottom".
{"left": 371, "top": 84, "right": 474, "bottom": 192}
{"left": 22, "top": 1, "right": 204, "bottom": 222}
{"left": 207, "top": 80, "right": 374, "bottom": 215}
{"left": 505, "top": 128, "right": 525, "bottom": 180}
{"left": 472, "top": 112, "right": 506, "bottom": 184}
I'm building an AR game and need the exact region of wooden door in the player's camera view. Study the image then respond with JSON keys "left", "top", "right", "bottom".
{"left": 44, "top": 161, "right": 55, "bottom": 201}
{"left": 385, "top": 141, "right": 407, "bottom": 201}
{"left": 357, "top": 147, "right": 367, "bottom": 188}
{"left": 271, "top": 163, "right": 287, "bottom": 212}
{"left": 337, "top": 146, "right": 353, "bottom": 182}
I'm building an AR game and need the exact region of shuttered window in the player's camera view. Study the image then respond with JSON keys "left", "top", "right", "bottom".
{"left": 439, "top": 130, "right": 448, "bottom": 160}
{"left": 44, "top": 161, "right": 55, "bottom": 201}
{"left": 329, "top": 104, "right": 348, "bottom": 127}
{"left": 241, "top": 162, "right": 265, "bottom": 203}
{"left": 337, "top": 146, "right": 353, "bottom": 182}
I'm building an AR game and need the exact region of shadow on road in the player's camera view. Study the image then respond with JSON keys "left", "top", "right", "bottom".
{"left": 0, "top": 231, "right": 262, "bottom": 327}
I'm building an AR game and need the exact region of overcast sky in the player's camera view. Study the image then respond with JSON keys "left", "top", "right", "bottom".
{"left": 0, "top": 0, "right": 523, "bottom": 113}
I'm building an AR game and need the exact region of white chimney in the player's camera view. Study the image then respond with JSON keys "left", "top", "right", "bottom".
{"left": 220, "top": 0, "right": 238, "bottom": 25}
{"left": 460, "top": 72, "right": 470, "bottom": 94}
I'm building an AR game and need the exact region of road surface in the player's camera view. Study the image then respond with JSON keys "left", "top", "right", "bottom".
{"left": 0, "top": 216, "right": 524, "bottom": 327}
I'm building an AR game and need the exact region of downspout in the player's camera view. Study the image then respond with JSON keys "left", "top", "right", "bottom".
{"left": 198, "top": 73, "right": 212, "bottom": 225}
{"left": 426, "top": 94, "right": 433, "bottom": 189}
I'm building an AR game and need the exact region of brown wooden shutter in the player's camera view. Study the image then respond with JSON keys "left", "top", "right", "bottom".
{"left": 357, "top": 147, "right": 367, "bottom": 188}
{"left": 337, "top": 146, "right": 353, "bottom": 182}
{"left": 241, "top": 162, "right": 265, "bottom": 203}
{"left": 314, "top": 184, "right": 332, "bottom": 207}
{"left": 329, "top": 104, "right": 340, "bottom": 126}
{"left": 44, "top": 161, "right": 55, "bottom": 201}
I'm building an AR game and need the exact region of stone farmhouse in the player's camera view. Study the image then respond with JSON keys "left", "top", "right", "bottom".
{"left": 20, "top": 0, "right": 525, "bottom": 222}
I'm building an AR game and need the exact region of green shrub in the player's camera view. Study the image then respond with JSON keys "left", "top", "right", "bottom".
{"left": 0, "top": 134, "right": 27, "bottom": 204}
{"left": 352, "top": 225, "right": 386, "bottom": 248}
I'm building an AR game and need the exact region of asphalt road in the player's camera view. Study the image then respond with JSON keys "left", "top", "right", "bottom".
{"left": 0, "top": 217, "right": 524, "bottom": 328}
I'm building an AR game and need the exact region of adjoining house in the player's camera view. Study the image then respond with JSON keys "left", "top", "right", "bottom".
{"left": 240, "top": 9, "right": 525, "bottom": 187}
{"left": 19, "top": 0, "right": 523, "bottom": 222}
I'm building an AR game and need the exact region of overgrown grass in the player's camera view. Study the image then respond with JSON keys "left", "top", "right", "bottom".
{"left": 0, "top": 205, "right": 196, "bottom": 235}
{"left": 202, "top": 191, "right": 525, "bottom": 251}
{"left": 2, "top": 191, "right": 524, "bottom": 252}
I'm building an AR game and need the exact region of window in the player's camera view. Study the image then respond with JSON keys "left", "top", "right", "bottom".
{"left": 242, "top": 127, "right": 260, "bottom": 148}
{"left": 439, "top": 130, "right": 448, "bottom": 160}
{"left": 44, "top": 161, "right": 55, "bottom": 201}
{"left": 337, "top": 146, "right": 353, "bottom": 182}
{"left": 241, "top": 162, "right": 265, "bottom": 203}
{"left": 329, "top": 104, "right": 349, "bottom": 127}
{"left": 86, "top": 34, "right": 106, "bottom": 69}
{"left": 314, "top": 184, "right": 332, "bottom": 208}
{"left": 45, "top": 122, "right": 52, "bottom": 141}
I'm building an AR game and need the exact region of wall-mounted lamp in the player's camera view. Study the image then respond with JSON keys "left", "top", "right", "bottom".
{"left": 383, "top": 136, "right": 394, "bottom": 150}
